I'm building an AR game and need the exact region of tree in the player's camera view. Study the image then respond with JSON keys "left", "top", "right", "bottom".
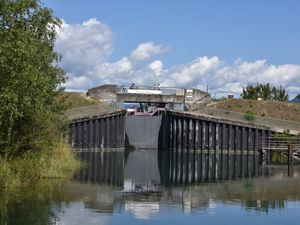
{"left": 0, "top": 0, "right": 65, "bottom": 156}
{"left": 241, "top": 83, "right": 288, "bottom": 101}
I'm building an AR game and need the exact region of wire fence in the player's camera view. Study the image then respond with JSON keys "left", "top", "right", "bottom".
{"left": 260, "top": 137, "right": 300, "bottom": 152}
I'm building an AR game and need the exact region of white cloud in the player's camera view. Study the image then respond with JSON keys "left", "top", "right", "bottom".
{"left": 148, "top": 60, "right": 163, "bottom": 76}
{"left": 55, "top": 18, "right": 300, "bottom": 98}
{"left": 130, "top": 42, "right": 167, "bottom": 61}
{"left": 94, "top": 57, "right": 132, "bottom": 77}
{"left": 55, "top": 18, "right": 113, "bottom": 74}
{"left": 168, "top": 56, "right": 222, "bottom": 86}
{"left": 65, "top": 75, "right": 93, "bottom": 90}
{"left": 160, "top": 57, "right": 300, "bottom": 97}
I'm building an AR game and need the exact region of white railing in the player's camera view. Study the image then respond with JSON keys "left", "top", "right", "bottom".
{"left": 117, "top": 85, "right": 185, "bottom": 96}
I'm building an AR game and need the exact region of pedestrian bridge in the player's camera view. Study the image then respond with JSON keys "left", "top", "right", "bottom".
{"left": 116, "top": 86, "right": 186, "bottom": 104}
{"left": 116, "top": 85, "right": 211, "bottom": 111}
{"left": 87, "top": 84, "right": 211, "bottom": 110}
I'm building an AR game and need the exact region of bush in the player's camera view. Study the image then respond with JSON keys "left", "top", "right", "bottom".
{"left": 244, "top": 111, "right": 256, "bottom": 121}
{"left": 273, "top": 130, "right": 292, "bottom": 138}
{"left": 241, "top": 83, "right": 288, "bottom": 101}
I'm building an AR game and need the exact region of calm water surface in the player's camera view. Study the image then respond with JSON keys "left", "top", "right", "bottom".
{"left": 1, "top": 149, "right": 300, "bottom": 225}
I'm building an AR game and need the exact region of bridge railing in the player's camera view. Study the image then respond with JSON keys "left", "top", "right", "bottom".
{"left": 117, "top": 85, "right": 185, "bottom": 96}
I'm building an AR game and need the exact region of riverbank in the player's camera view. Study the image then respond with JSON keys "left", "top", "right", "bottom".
{"left": 204, "top": 99, "right": 300, "bottom": 122}
{"left": 0, "top": 141, "right": 81, "bottom": 192}
{"left": 190, "top": 99, "right": 300, "bottom": 134}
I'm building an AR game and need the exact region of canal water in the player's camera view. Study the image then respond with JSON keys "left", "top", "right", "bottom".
{"left": 1, "top": 149, "right": 300, "bottom": 225}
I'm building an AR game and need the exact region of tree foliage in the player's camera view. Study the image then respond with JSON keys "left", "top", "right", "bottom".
{"left": 241, "top": 83, "right": 288, "bottom": 101}
{"left": 0, "top": 0, "right": 65, "bottom": 156}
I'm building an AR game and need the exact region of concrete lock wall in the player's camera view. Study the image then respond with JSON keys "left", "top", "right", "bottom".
{"left": 69, "top": 110, "right": 272, "bottom": 152}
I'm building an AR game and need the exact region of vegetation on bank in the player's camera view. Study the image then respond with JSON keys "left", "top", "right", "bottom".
{"left": 241, "top": 83, "right": 288, "bottom": 101}
{"left": 58, "top": 92, "right": 99, "bottom": 109}
{"left": 0, "top": 0, "right": 64, "bottom": 156}
{"left": 0, "top": 141, "right": 81, "bottom": 192}
{"left": 243, "top": 110, "right": 256, "bottom": 122}
{"left": 0, "top": 0, "right": 81, "bottom": 190}
{"left": 211, "top": 99, "right": 300, "bottom": 122}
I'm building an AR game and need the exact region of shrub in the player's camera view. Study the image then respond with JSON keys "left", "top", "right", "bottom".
{"left": 273, "top": 130, "right": 292, "bottom": 138}
{"left": 244, "top": 111, "right": 256, "bottom": 121}
{"left": 241, "top": 83, "right": 288, "bottom": 101}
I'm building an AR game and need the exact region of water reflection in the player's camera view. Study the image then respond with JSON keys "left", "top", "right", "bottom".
{"left": 124, "top": 150, "right": 161, "bottom": 193}
{"left": 159, "top": 150, "right": 265, "bottom": 185}
{"left": 2, "top": 149, "right": 300, "bottom": 225}
{"left": 52, "top": 176, "right": 300, "bottom": 223}
{"left": 75, "top": 149, "right": 267, "bottom": 188}
{"left": 74, "top": 150, "right": 124, "bottom": 185}
{"left": 0, "top": 181, "right": 68, "bottom": 225}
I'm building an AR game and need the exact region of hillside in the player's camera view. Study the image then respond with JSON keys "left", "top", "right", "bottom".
{"left": 291, "top": 96, "right": 300, "bottom": 103}
{"left": 207, "top": 99, "right": 300, "bottom": 122}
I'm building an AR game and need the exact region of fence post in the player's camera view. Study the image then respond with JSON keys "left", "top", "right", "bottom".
{"left": 288, "top": 144, "right": 293, "bottom": 177}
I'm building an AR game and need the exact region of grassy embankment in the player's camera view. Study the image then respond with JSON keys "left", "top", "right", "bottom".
{"left": 0, "top": 92, "right": 97, "bottom": 192}
{"left": 59, "top": 92, "right": 99, "bottom": 109}
{"left": 205, "top": 98, "right": 300, "bottom": 122}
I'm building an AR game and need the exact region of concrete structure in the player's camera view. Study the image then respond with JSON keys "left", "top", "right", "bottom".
{"left": 87, "top": 84, "right": 117, "bottom": 103}
{"left": 184, "top": 88, "right": 211, "bottom": 105}
{"left": 87, "top": 84, "right": 211, "bottom": 110}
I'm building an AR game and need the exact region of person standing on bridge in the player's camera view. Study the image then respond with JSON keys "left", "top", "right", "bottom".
{"left": 154, "top": 83, "right": 160, "bottom": 90}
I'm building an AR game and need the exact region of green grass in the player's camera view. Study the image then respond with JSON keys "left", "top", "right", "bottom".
{"left": 244, "top": 110, "right": 256, "bottom": 122}
{"left": 57, "top": 92, "right": 99, "bottom": 109}
{"left": 0, "top": 141, "right": 81, "bottom": 192}
{"left": 212, "top": 99, "right": 300, "bottom": 122}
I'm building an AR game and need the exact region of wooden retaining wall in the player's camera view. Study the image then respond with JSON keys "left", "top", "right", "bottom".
{"left": 69, "top": 111, "right": 126, "bottom": 149}
{"left": 166, "top": 112, "right": 272, "bottom": 153}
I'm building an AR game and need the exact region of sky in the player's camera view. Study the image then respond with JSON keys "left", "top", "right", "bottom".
{"left": 43, "top": 0, "right": 300, "bottom": 98}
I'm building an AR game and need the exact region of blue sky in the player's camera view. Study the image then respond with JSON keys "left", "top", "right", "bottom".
{"left": 43, "top": 0, "right": 300, "bottom": 97}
